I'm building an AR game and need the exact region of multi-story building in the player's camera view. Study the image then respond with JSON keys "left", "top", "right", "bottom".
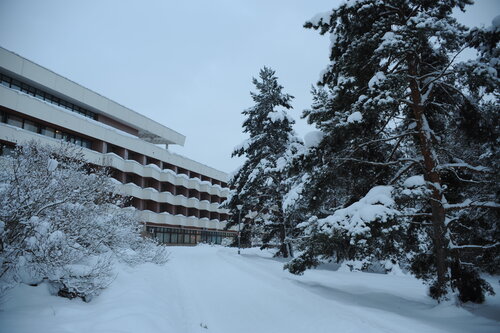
{"left": 0, "top": 47, "right": 234, "bottom": 245}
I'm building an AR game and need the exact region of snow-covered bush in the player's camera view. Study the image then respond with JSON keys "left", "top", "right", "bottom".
{"left": 221, "top": 237, "right": 233, "bottom": 247}
{"left": 0, "top": 141, "right": 168, "bottom": 301}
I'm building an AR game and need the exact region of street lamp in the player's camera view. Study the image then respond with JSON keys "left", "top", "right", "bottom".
{"left": 236, "top": 204, "right": 243, "bottom": 254}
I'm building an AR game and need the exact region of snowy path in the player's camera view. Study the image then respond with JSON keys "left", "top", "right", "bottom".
{"left": 1, "top": 245, "right": 499, "bottom": 333}
{"left": 165, "top": 246, "right": 499, "bottom": 333}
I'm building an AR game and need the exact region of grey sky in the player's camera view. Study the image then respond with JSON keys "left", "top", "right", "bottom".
{"left": 0, "top": 0, "right": 498, "bottom": 174}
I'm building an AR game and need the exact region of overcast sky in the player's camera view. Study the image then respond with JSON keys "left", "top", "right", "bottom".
{"left": 0, "top": 0, "right": 498, "bottom": 173}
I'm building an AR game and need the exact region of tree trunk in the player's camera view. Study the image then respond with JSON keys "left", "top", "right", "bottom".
{"left": 408, "top": 60, "right": 449, "bottom": 299}
{"left": 278, "top": 220, "right": 289, "bottom": 258}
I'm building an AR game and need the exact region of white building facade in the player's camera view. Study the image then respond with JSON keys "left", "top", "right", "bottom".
{"left": 0, "top": 47, "right": 234, "bottom": 245}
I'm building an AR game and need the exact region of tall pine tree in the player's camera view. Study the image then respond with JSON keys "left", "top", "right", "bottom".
{"left": 225, "top": 67, "right": 302, "bottom": 257}
{"left": 286, "top": 0, "right": 499, "bottom": 303}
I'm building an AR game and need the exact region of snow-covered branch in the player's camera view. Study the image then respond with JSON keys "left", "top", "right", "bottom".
{"left": 359, "top": 132, "right": 418, "bottom": 148}
{"left": 389, "top": 161, "right": 421, "bottom": 184}
{"left": 34, "top": 198, "right": 70, "bottom": 216}
{"left": 450, "top": 243, "right": 500, "bottom": 250}
{"left": 444, "top": 199, "right": 500, "bottom": 210}
{"left": 335, "top": 157, "right": 420, "bottom": 166}
{"left": 436, "top": 163, "right": 492, "bottom": 173}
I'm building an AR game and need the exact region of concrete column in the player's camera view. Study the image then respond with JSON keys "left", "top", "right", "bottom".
{"left": 139, "top": 154, "right": 146, "bottom": 165}
{"left": 95, "top": 141, "right": 107, "bottom": 153}
{"left": 137, "top": 175, "right": 145, "bottom": 188}
{"left": 120, "top": 170, "right": 126, "bottom": 183}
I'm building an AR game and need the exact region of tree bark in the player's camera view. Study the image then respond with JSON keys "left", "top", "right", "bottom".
{"left": 278, "top": 218, "right": 289, "bottom": 258}
{"left": 408, "top": 60, "right": 449, "bottom": 299}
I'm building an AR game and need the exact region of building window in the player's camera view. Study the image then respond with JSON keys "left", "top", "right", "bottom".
{"left": 147, "top": 226, "right": 235, "bottom": 245}
{"left": 81, "top": 139, "right": 92, "bottom": 149}
{"left": 41, "top": 127, "right": 55, "bottom": 138}
{"left": 6, "top": 114, "right": 22, "bottom": 128}
{"left": 23, "top": 119, "right": 39, "bottom": 133}
{"left": 0, "top": 71, "right": 97, "bottom": 120}
{"left": 10, "top": 79, "right": 21, "bottom": 91}
{"left": 1, "top": 110, "right": 93, "bottom": 149}
{"left": 35, "top": 89, "right": 44, "bottom": 99}
{"left": 54, "top": 130, "right": 63, "bottom": 140}
{"left": 0, "top": 74, "right": 10, "bottom": 87}
{"left": 171, "top": 233, "right": 178, "bottom": 243}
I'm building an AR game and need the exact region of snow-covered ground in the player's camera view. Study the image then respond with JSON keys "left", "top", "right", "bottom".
{"left": 1, "top": 245, "right": 499, "bottom": 333}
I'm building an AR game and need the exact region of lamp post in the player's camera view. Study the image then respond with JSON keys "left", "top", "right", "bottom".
{"left": 215, "top": 218, "right": 220, "bottom": 245}
{"left": 236, "top": 204, "right": 243, "bottom": 254}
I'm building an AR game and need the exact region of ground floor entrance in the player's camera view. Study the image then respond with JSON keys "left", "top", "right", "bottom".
{"left": 146, "top": 225, "right": 236, "bottom": 245}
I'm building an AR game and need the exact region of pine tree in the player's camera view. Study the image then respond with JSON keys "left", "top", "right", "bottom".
{"left": 286, "top": 1, "right": 499, "bottom": 303}
{"left": 225, "top": 67, "right": 302, "bottom": 257}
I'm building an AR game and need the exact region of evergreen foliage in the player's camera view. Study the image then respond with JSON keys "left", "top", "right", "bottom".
{"left": 225, "top": 67, "right": 302, "bottom": 257}
{"left": 285, "top": 0, "right": 498, "bottom": 303}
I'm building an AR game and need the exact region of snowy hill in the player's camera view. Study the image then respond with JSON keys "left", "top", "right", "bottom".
{"left": 1, "top": 245, "right": 499, "bottom": 333}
